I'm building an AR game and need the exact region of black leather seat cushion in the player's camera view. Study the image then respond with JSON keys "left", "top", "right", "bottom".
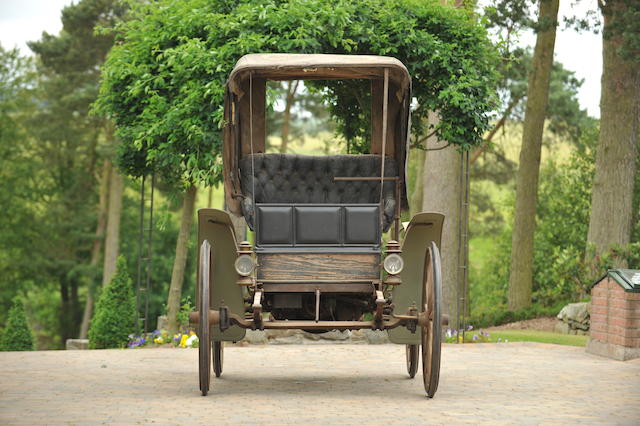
{"left": 239, "top": 154, "right": 397, "bottom": 232}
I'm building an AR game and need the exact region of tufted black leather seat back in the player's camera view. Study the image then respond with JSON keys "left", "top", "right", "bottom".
{"left": 239, "top": 154, "right": 398, "bottom": 232}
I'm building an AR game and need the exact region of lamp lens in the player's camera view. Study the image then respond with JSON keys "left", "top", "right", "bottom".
{"left": 383, "top": 253, "right": 404, "bottom": 275}
{"left": 234, "top": 255, "right": 255, "bottom": 276}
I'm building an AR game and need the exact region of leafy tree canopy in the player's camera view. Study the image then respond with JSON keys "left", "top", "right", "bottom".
{"left": 96, "top": 0, "right": 499, "bottom": 187}
{"left": 0, "top": 46, "right": 41, "bottom": 324}
{"left": 17, "top": 0, "right": 128, "bottom": 343}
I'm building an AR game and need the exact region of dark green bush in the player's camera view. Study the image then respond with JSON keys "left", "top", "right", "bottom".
{"left": 0, "top": 298, "right": 35, "bottom": 351}
{"left": 468, "top": 302, "right": 566, "bottom": 329}
{"left": 88, "top": 256, "right": 137, "bottom": 349}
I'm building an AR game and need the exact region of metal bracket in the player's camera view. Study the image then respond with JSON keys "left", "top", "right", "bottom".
{"left": 315, "top": 288, "right": 321, "bottom": 322}
{"left": 374, "top": 290, "right": 385, "bottom": 330}
{"left": 219, "top": 306, "right": 230, "bottom": 332}
{"left": 407, "top": 304, "right": 418, "bottom": 334}
{"left": 252, "top": 290, "right": 263, "bottom": 330}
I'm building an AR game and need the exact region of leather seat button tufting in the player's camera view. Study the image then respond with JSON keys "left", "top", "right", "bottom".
{"left": 239, "top": 153, "right": 397, "bottom": 231}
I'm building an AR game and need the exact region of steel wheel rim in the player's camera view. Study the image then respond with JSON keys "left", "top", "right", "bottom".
{"left": 213, "top": 340, "right": 223, "bottom": 378}
{"left": 198, "top": 240, "right": 212, "bottom": 396}
{"left": 421, "top": 242, "right": 442, "bottom": 398}
{"left": 406, "top": 344, "right": 419, "bottom": 378}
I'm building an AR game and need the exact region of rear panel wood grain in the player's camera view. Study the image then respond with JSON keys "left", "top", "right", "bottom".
{"left": 258, "top": 253, "right": 380, "bottom": 281}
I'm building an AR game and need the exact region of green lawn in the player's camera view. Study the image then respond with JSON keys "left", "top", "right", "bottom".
{"left": 483, "top": 330, "right": 588, "bottom": 347}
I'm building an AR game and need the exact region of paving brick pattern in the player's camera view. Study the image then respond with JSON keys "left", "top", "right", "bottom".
{"left": 1, "top": 343, "right": 639, "bottom": 424}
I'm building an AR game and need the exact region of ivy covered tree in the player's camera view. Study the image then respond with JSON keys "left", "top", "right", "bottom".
{"left": 88, "top": 256, "right": 137, "bottom": 349}
{"left": 0, "top": 298, "right": 35, "bottom": 351}
{"left": 96, "top": 0, "right": 499, "bottom": 331}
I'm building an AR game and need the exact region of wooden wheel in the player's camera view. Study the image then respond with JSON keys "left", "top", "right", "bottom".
{"left": 406, "top": 344, "right": 419, "bottom": 378}
{"left": 421, "top": 241, "right": 442, "bottom": 398}
{"left": 198, "top": 240, "right": 212, "bottom": 396}
{"left": 213, "top": 340, "right": 223, "bottom": 378}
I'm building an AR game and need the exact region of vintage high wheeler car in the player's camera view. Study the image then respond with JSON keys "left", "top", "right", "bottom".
{"left": 190, "top": 53, "right": 445, "bottom": 397}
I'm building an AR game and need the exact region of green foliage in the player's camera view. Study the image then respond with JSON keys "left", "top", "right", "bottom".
{"left": 21, "top": 286, "right": 63, "bottom": 350}
{"left": 469, "top": 233, "right": 511, "bottom": 313}
{"left": 88, "top": 256, "right": 137, "bottom": 349}
{"left": 266, "top": 81, "right": 336, "bottom": 148}
{"left": 0, "top": 298, "right": 35, "bottom": 351}
{"left": 0, "top": 46, "right": 40, "bottom": 322}
{"left": 0, "top": 43, "right": 192, "bottom": 346}
{"left": 532, "top": 132, "right": 596, "bottom": 303}
{"left": 118, "top": 182, "right": 197, "bottom": 332}
{"left": 318, "top": 79, "right": 373, "bottom": 154}
{"left": 471, "top": 121, "right": 639, "bottom": 324}
{"left": 602, "top": 0, "right": 640, "bottom": 62}
{"left": 468, "top": 302, "right": 566, "bottom": 329}
{"left": 0, "top": 0, "right": 128, "bottom": 347}
{"left": 470, "top": 126, "right": 589, "bottom": 318}
{"left": 482, "top": 0, "right": 592, "bottom": 156}
{"left": 176, "top": 297, "right": 194, "bottom": 330}
{"left": 483, "top": 0, "right": 534, "bottom": 32}
{"left": 95, "top": 0, "right": 499, "bottom": 187}
{"left": 489, "top": 46, "right": 591, "bottom": 144}
{"left": 534, "top": 123, "right": 639, "bottom": 301}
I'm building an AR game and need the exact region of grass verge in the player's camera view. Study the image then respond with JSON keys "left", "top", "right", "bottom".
{"left": 484, "top": 330, "right": 587, "bottom": 347}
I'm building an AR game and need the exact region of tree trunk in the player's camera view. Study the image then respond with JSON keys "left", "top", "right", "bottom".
{"left": 279, "top": 81, "right": 299, "bottom": 153}
{"left": 79, "top": 160, "right": 111, "bottom": 338}
{"left": 101, "top": 163, "right": 124, "bottom": 287}
{"left": 508, "top": 0, "right": 559, "bottom": 310}
{"left": 71, "top": 279, "right": 80, "bottom": 334}
{"left": 421, "top": 112, "right": 462, "bottom": 323}
{"left": 586, "top": 1, "right": 640, "bottom": 269}
{"left": 166, "top": 185, "right": 198, "bottom": 334}
{"left": 59, "top": 279, "right": 71, "bottom": 345}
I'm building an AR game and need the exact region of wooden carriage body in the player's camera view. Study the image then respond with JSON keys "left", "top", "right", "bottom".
{"left": 194, "top": 54, "right": 445, "bottom": 397}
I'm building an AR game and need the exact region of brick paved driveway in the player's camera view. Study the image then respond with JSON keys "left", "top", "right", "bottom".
{"left": 1, "top": 343, "right": 639, "bottom": 424}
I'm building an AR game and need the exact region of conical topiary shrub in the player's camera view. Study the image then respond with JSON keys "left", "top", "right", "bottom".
{"left": 0, "top": 297, "right": 35, "bottom": 351}
{"left": 89, "top": 256, "right": 137, "bottom": 349}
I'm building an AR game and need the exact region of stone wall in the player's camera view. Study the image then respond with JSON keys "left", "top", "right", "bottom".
{"left": 242, "top": 329, "right": 391, "bottom": 345}
{"left": 555, "top": 302, "right": 589, "bottom": 335}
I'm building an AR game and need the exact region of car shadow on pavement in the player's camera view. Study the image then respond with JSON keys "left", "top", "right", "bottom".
{"left": 186, "top": 373, "right": 430, "bottom": 400}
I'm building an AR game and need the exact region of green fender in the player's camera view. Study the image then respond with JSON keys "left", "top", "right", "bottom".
{"left": 388, "top": 212, "right": 444, "bottom": 345}
{"left": 197, "top": 209, "right": 246, "bottom": 342}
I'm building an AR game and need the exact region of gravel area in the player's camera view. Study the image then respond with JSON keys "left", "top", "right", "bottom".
{"left": 486, "top": 316, "right": 557, "bottom": 332}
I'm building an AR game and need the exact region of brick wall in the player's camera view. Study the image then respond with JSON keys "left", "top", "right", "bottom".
{"left": 590, "top": 277, "right": 640, "bottom": 348}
